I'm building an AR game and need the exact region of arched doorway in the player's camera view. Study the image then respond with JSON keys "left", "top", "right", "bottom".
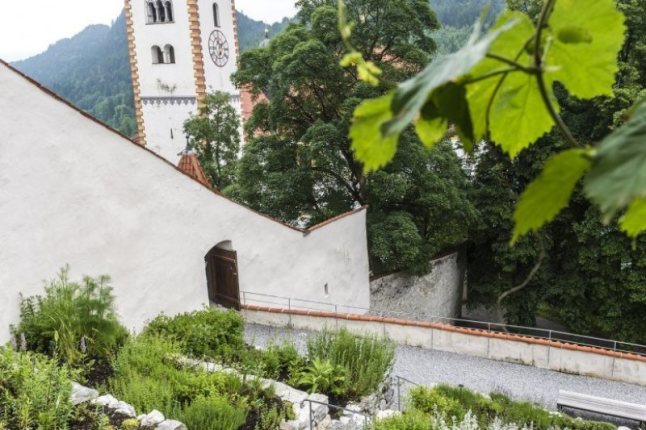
{"left": 205, "top": 241, "right": 240, "bottom": 310}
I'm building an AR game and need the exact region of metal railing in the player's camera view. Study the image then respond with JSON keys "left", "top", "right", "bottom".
{"left": 240, "top": 291, "right": 646, "bottom": 357}
{"left": 395, "top": 375, "right": 420, "bottom": 412}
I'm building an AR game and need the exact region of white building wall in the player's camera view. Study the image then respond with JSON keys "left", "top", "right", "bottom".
{"left": 142, "top": 100, "right": 197, "bottom": 161}
{"left": 131, "top": 2, "right": 195, "bottom": 96}
{"left": 0, "top": 63, "right": 370, "bottom": 341}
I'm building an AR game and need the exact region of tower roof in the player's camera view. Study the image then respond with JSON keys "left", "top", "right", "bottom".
{"left": 177, "top": 151, "right": 212, "bottom": 188}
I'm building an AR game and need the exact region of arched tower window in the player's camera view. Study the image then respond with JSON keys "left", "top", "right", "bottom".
{"left": 164, "top": 45, "right": 176, "bottom": 64}
{"left": 156, "top": 0, "right": 166, "bottom": 22}
{"left": 146, "top": 1, "right": 157, "bottom": 23}
{"left": 164, "top": 1, "right": 174, "bottom": 22}
{"left": 151, "top": 45, "right": 164, "bottom": 64}
{"left": 213, "top": 3, "right": 220, "bottom": 27}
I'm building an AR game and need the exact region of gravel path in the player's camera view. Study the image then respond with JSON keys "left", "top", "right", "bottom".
{"left": 245, "top": 323, "right": 646, "bottom": 410}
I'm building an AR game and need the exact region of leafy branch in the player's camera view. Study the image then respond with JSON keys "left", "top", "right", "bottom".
{"left": 344, "top": 0, "right": 646, "bottom": 240}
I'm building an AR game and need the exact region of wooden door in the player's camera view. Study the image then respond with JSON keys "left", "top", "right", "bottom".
{"left": 205, "top": 247, "right": 240, "bottom": 310}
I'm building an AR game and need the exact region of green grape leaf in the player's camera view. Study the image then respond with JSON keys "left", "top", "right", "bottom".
{"left": 490, "top": 69, "right": 557, "bottom": 158}
{"left": 417, "top": 102, "right": 448, "bottom": 149}
{"left": 513, "top": 149, "right": 592, "bottom": 243}
{"left": 620, "top": 198, "right": 646, "bottom": 238}
{"left": 383, "top": 18, "right": 519, "bottom": 137}
{"left": 584, "top": 99, "right": 646, "bottom": 216}
{"left": 350, "top": 93, "right": 398, "bottom": 172}
{"left": 548, "top": 0, "right": 626, "bottom": 99}
{"left": 416, "top": 83, "right": 474, "bottom": 151}
{"left": 467, "top": 11, "right": 536, "bottom": 142}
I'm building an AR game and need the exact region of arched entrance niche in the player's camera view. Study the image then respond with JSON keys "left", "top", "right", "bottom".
{"left": 205, "top": 241, "right": 240, "bottom": 310}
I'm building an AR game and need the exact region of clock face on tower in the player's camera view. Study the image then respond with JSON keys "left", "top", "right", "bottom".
{"left": 208, "top": 30, "right": 230, "bottom": 67}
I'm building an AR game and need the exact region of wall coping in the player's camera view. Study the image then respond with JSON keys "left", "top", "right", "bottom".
{"left": 241, "top": 304, "right": 646, "bottom": 364}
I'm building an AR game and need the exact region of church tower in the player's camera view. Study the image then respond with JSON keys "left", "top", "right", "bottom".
{"left": 125, "top": 0, "right": 241, "bottom": 163}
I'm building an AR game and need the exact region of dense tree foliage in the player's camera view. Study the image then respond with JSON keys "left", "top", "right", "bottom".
{"left": 183, "top": 92, "right": 241, "bottom": 190}
{"left": 232, "top": 0, "right": 475, "bottom": 275}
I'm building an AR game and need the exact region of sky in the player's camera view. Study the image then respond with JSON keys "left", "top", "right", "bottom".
{"left": 0, "top": 0, "right": 297, "bottom": 62}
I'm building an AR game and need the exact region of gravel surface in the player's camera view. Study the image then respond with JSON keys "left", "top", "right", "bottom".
{"left": 245, "top": 323, "right": 646, "bottom": 410}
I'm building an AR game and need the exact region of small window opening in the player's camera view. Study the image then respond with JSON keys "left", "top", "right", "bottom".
{"left": 213, "top": 3, "right": 220, "bottom": 27}
{"left": 156, "top": 0, "right": 166, "bottom": 22}
{"left": 151, "top": 45, "right": 164, "bottom": 64}
{"left": 146, "top": 2, "right": 157, "bottom": 23}
{"left": 165, "top": 1, "right": 174, "bottom": 22}
{"left": 164, "top": 45, "right": 175, "bottom": 64}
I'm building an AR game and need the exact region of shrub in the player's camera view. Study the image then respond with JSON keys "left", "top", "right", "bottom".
{"left": 171, "top": 395, "right": 248, "bottom": 430}
{"left": 10, "top": 267, "right": 128, "bottom": 370}
{"left": 409, "top": 386, "right": 465, "bottom": 420}
{"left": 298, "top": 358, "right": 347, "bottom": 396}
{"left": 108, "top": 335, "right": 243, "bottom": 413}
{"left": 144, "top": 308, "right": 245, "bottom": 363}
{"left": 372, "top": 410, "right": 430, "bottom": 430}
{"left": 306, "top": 328, "right": 395, "bottom": 399}
{"left": 0, "top": 347, "right": 74, "bottom": 430}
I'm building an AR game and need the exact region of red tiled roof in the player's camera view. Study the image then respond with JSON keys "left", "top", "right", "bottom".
{"left": 177, "top": 152, "right": 212, "bottom": 188}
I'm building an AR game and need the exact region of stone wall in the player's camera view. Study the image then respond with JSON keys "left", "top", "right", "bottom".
{"left": 370, "top": 252, "right": 465, "bottom": 320}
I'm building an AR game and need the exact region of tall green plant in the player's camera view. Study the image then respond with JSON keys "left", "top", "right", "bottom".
{"left": 306, "top": 328, "right": 395, "bottom": 399}
{"left": 11, "top": 267, "right": 128, "bottom": 369}
{"left": 0, "top": 347, "right": 74, "bottom": 430}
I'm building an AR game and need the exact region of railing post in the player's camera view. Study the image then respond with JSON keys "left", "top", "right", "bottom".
{"left": 397, "top": 376, "right": 402, "bottom": 411}
{"left": 288, "top": 298, "right": 291, "bottom": 311}
{"left": 613, "top": 341, "right": 617, "bottom": 351}
{"left": 309, "top": 400, "right": 313, "bottom": 430}
{"left": 488, "top": 322, "right": 492, "bottom": 332}
{"left": 242, "top": 291, "right": 246, "bottom": 306}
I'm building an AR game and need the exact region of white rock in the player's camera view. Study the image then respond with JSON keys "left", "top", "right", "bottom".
{"left": 71, "top": 382, "right": 99, "bottom": 405}
{"left": 113, "top": 401, "right": 137, "bottom": 418}
{"left": 155, "top": 420, "right": 188, "bottom": 430}
{"left": 141, "top": 410, "right": 165, "bottom": 427}
{"left": 93, "top": 394, "right": 120, "bottom": 409}
{"left": 617, "top": 427, "right": 631, "bottom": 430}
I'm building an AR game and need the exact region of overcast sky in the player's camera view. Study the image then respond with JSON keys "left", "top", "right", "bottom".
{"left": 0, "top": 0, "right": 297, "bottom": 62}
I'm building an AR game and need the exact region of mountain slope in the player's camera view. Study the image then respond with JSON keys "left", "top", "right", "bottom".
{"left": 14, "top": 13, "right": 136, "bottom": 135}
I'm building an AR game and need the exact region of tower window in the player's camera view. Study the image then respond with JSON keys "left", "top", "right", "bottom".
{"left": 146, "top": 1, "right": 157, "bottom": 23}
{"left": 213, "top": 3, "right": 220, "bottom": 27}
{"left": 165, "top": 1, "right": 174, "bottom": 22}
{"left": 146, "top": 0, "right": 173, "bottom": 24}
{"left": 156, "top": 0, "right": 166, "bottom": 22}
{"left": 151, "top": 45, "right": 164, "bottom": 64}
{"left": 164, "top": 45, "right": 176, "bottom": 64}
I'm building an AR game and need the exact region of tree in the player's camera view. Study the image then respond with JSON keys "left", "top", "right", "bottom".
{"left": 233, "top": 0, "right": 476, "bottom": 274}
{"left": 183, "top": 92, "right": 241, "bottom": 190}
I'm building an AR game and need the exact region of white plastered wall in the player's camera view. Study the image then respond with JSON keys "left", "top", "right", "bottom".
{"left": 0, "top": 63, "right": 370, "bottom": 341}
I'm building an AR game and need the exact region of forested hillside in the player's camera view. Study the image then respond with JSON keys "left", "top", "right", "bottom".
{"left": 11, "top": 10, "right": 292, "bottom": 136}
{"left": 13, "top": 13, "right": 136, "bottom": 135}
